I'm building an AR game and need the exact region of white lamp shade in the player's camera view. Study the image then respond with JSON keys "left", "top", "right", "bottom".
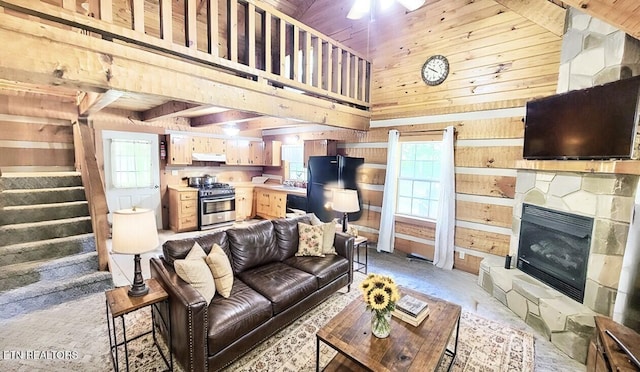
{"left": 111, "top": 208, "right": 159, "bottom": 255}
{"left": 332, "top": 189, "right": 360, "bottom": 213}
{"left": 397, "top": 0, "right": 426, "bottom": 11}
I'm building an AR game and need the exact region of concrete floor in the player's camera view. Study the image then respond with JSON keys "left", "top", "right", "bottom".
{"left": 108, "top": 227, "right": 585, "bottom": 371}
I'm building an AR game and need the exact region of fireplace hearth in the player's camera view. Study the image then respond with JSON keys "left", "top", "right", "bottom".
{"left": 517, "top": 204, "right": 594, "bottom": 303}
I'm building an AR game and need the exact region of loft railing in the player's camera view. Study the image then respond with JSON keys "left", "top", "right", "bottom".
{"left": 0, "top": 0, "right": 371, "bottom": 109}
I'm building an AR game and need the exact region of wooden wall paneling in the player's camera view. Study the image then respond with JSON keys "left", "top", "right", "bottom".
{"left": 453, "top": 253, "right": 483, "bottom": 275}
{"left": 454, "top": 226, "right": 510, "bottom": 257}
{"left": 394, "top": 237, "right": 435, "bottom": 261}
{"left": 359, "top": 188, "right": 383, "bottom": 208}
{"left": 357, "top": 167, "right": 386, "bottom": 185}
{"left": 455, "top": 173, "right": 516, "bottom": 198}
{"left": 356, "top": 230, "right": 379, "bottom": 243}
{"left": 455, "top": 200, "right": 513, "bottom": 228}
{"left": 395, "top": 220, "right": 436, "bottom": 240}
{"left": 454, "top": 146, "right": 522, "bottom": 169}
{"left": 354, "top": 209, "right": 381, "bottom": 230}
{"left": 0, "top": 147, "right": 74, "bottom": 167}
{"left": 493, "top": 0, "right": 566, "bottom": 36}
{"left": 0, "top": 121, "right": 73, "bottom": 142}
{"left": 337, "top": 147, "right": 387, "bottom": 165}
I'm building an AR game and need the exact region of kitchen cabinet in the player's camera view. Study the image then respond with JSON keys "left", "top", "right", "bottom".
{"left": 192, "top": 137, "right": 226, "bottom": 155}
{"left": 167, "top": 134, "right": 192, "bottom": 165}
{"left": 249, "top": 141, "right": 264, "bottom": 165}
{"left": 168, "top": 186, "right": 198, "bottom": 232}
{"left": 263, "top": 140, "right": 282, "bottom": 166}
{"left": 254, "top": 188, "right": 286, "bottom": 219}
{"left": 234, "top": 186, "right": 254, "bottom": 221}
{"left": 303, "top": 139, "right": 337, "bottom": 167}
{"left": 225, "top": 139, "right": 251, "bottom": 165}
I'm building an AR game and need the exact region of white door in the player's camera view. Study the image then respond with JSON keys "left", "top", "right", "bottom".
{"left": 102, "top": 130, "right": 162, "bottom": 228}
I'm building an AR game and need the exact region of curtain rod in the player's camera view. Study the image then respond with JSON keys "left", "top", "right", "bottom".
{"left": 389, "top": 128, "right": 456, "bottom": 135}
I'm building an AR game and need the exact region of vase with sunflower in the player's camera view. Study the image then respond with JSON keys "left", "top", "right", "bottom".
{"left": 359, "top": 273, "right": 400, "bottom": 338}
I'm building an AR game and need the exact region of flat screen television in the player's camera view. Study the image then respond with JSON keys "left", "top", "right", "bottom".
{"left": 523, "top": 76, "right": 640, "bottom": 160}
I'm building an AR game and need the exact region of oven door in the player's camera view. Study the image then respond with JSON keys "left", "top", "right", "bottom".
{"left": 200, "top": 196, "right": 236, "bottom": 229}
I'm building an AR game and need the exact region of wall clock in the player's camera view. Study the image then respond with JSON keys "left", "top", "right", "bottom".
{"left": 421, "top": 55, "right": 449, "bottom": 86}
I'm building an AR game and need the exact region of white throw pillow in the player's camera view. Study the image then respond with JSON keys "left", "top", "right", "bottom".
{"left": 174, "top": 242, "right": 216, "bottom": 305}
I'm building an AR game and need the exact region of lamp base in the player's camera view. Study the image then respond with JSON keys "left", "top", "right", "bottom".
{"left": 342, "top": 212, "right": 348, "bottom": 233}
{"left": 128, "top": 253, "right": 149, "bottom": 297}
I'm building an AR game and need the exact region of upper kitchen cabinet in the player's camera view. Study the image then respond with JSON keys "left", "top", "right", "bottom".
{"left": 192, "top": 137, "right": 226, "bottom": 155}
{"left": 226, "top": 139, "right": 251, "bottom": 165}
{"left": 264, "top": 141, "right": 282, "bottom": 167}
{"left": 249, "top": 141, "right": 264, "bottom": 165}
{"left": 167, "top": 134, "right": 192, "bottom": 165}
{"left": 303, "top": 140, "right": 337, "bottom": 167}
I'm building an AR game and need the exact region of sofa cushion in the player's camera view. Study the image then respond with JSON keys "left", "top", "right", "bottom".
{"left": 162, "top": 230, "right": 230, "bottom": 268}
{"left": 296, "top": 222, "right": 324, "bottom": 257}
{"left": 238, "top": 262, "right": 317, "bottom": 314}
{"left": 205, "top": 243, "right": 234, "bottom": 298}
{"left": 271, "top": 215, "right": 311, "bottom": 260}
{"left": 226, "top": 220, "right": 279, "bottom": 273}
{"left": 207, "top": 279, "right": 272, "bottom": 356}
{"left": 284, "top": 254, "right": 350, "bottom": 288}
{"left": 174, "top": 243, "right": 216, "bottom": 305}
{"left": 320, "top": 222, "right": 337, "bottom": 255}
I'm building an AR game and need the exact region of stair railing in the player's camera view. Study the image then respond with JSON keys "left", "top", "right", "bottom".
{"left": 73, "top": 120, "right": 110, "bottom": 271}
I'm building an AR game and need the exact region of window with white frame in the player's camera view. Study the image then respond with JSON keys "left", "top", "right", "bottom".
{"left": 396, "top": 141, "right": 442, "bottom": 219}
{"left": 110, "top": 139, "right": 153, "bottom": 189}
{"left": 281, "top": 144, "right": 307, "bottom": 181}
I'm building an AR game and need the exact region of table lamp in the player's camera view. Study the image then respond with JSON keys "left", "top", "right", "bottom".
{"left": 332, "top": 189, "right": 360, "bottom": 233}
{"left": 111, "top": 207, "right": 159, "bottom": 297}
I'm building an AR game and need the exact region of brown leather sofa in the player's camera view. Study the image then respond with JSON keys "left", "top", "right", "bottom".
{"left": 149, "top": 215, "right": 354, "bottom": 371}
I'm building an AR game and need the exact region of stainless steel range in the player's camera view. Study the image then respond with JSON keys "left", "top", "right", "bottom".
{"left": 196, "top": 183, "right": 236, "bottom": 230}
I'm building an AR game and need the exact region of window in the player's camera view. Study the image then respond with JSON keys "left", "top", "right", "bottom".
{"left": 281, "top": 144, "right": 307, "bottom": 181}
{"left": 110, "top": 139, "right": 152, "bottom": 189}
{"left": 396, "top": 142, "right": 442, "bottom": 219}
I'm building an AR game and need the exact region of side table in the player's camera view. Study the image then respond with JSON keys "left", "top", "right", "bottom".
{"left": 353, "top": 236, "right": 368, "bottom": 274}
{"left": 105, "top": 278, "right": 172, "bottom": 372}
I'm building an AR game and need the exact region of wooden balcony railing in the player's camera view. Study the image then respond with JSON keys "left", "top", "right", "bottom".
{"left": 0, "top": 0, "right": 371, "bottom": 109}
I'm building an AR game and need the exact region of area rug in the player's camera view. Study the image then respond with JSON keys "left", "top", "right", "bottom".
{"left": 0, "top": 275, "right": 534, "bottom": 372}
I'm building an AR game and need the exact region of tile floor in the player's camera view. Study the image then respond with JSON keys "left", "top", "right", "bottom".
{"left": 108, "top": 225, "right": 585, "bottom": 371}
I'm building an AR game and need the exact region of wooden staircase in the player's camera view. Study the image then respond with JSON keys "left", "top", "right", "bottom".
{"left": 0, "top": 172, "right": 112, "bottom": 319}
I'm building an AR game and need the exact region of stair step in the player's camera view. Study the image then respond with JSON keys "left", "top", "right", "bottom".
{"left": 0, "top": 252, "right": 101, "bottom": 292}
{"left": 0, "top": 186, "right": 87, "bottom": 207}
{"left": 0, "top": 233, "right": 96, "bottom": 267}
{"left": 0, "top": 216, "right": 93, "bottom": 247}
{"left": 0, "top": 271, "right": 113, "bottom": 319}
{"left": 0, "top": 172, "right": 82, "bottom": 190}
{"left": 0, "top": 201, "right": 89, "bottom": 225}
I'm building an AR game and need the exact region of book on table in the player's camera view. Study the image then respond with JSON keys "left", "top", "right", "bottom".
{"left": 392, "top": 295, "right": 430, "bottom": 326}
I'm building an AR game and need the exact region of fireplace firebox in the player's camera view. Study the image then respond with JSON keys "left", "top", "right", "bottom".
{"left": 517, "top": 204, "right": 594, "bottom": 303}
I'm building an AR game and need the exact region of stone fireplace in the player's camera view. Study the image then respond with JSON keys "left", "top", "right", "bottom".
{"left": 477, "top": 7, "right": 640, "bottom": 363}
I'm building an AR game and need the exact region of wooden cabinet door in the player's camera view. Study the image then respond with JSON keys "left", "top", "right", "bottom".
{"left": 168, "top": 134, "right": 192, "bottom": 165}
{"left": 225, "top": 140, "right": 239, "bottom": 164}
{"left": 255, "top": 190, "right": 271, "bottom": 218}
{"left": 235, "top": 187, "right": 254, "bottom": 221}
{"left": 264, "top": 140, "right": 282, "bottom": 166}
{"left": 249, "top": 141, "right": 264, "bottom": 165}
{"left": 270, "top": 191, "right": 286, "bottom": 218}
{"left": 303, "top": 139, "right": 337, "bottom": 167}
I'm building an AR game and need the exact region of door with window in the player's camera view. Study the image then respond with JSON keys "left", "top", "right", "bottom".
{"left": 102, "top": 131, "right": 161, "bottom": 228}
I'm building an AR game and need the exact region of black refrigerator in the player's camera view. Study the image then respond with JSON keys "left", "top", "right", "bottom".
{"left": 306, "top": 155, "right": 364, "bottom": 222}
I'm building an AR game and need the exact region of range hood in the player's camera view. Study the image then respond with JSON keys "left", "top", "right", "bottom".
{"left": 191, "top": 152, "right": 226, "bottom": 162}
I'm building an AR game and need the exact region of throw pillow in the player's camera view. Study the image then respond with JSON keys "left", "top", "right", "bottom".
{"left": 174, "top": 242, "right": 216, "bottom": 305}
{"left": 296, "top": 222, "right": 324, "bottom": 257}
{"left": 205, "top": 243, "right": 234, "bottom": 298}
{"left": 321, "top": 222, "right": 337, "bottom": 255}
{"left": 309, "top": 213, "right": 323, "bottom": 226}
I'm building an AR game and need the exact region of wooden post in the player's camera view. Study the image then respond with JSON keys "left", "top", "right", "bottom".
{"left": 313, "top": 36, "right": 321, "bottom": 88}
{"left": 247, "top": 2, "right": 256, "bottom": 68}
{"left": 208, "top": 0, "right": 219, "bottom": 56}
{"left": 132, "top": 0, "right": 144, "bottom": 32}
{"left": 228, "top": 0, "right": 238, "bottom": 63}
{"left": 279, "top": 19, "right": 286, "bottom": 77}
{"left": 292, "top": 25, "right": 299, "bottom": 82}
{"left": 323, "top": 41, "right": 332, "bottom": 92}
{"left": 304, "top": 31, "right": 311, "bottom": 85}
{"left": 264, "top": 12, "right": 272, "bottom": 73}
{"left": 100, "top": 0, "right": 112, "bottom": 23}
{"left": 160, "top": 0, "right": 173, "bottom": 42}
{"left": 186, "top": 0, "right": 197, "bottom": 49}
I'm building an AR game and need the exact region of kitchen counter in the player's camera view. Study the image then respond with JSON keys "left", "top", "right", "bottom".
{"left": 167, "top": 184, "right": 197, "bottom": 192}
{"left": 230, "top": 182, "right": 307, "bottom": 197}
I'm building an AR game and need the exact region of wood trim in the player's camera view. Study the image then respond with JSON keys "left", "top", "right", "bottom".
{"left": 160, "top": 0, "right": 172, "bottom": 42}
{"left": 132, "top": 0, "right": 144, "bottom": 32}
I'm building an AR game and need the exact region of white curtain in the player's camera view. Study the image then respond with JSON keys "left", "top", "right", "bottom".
{"left": 433, "top": 126, "right": 455, "bottom": 269}
{"left": 377, "top": 130, "right": 400, "bottom": 252}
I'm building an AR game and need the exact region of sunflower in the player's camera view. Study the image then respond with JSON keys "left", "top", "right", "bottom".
{"left": 368, "top": 288, "right": 390, "bottom": 311}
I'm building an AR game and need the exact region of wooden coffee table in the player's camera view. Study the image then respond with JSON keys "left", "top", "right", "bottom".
{"left": 316, "top": 287, "right": 461, "bottom": 371}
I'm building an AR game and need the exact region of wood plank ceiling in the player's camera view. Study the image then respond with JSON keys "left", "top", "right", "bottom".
{"left": 2, "top": 0, "right": 639, "bottom": 133}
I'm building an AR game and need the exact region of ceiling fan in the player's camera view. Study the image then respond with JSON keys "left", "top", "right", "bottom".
{"left": 347, "top": 0, "right": 426, "bottom": 20}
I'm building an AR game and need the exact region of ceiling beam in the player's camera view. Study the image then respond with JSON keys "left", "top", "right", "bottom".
{"left": 236, "top": 117, "right": 302, "bottom": 132}
{"left": 78, "top": 90, "right": 124, "bottom": 117}
{"left": 494, "top": 0, "right": 566, "bottom": 36}
{"left": 142, "top": 101, "right": 201, "bottom": 121}
{"left": 0, "top": 10, "right": 370, "bottom": 130}
{"left": 191, "top": 110, "right": 263, "bottom": 126}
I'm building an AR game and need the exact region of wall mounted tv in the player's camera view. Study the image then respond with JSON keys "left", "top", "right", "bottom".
{"left": 523, "top": 75, "right": 640, "bottom": 160}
